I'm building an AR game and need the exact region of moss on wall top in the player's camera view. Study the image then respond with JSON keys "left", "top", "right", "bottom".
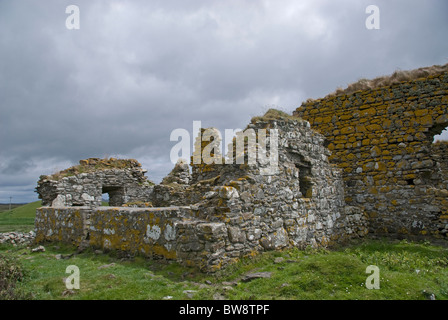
{"left": 250, "top": 108, "right": 301, "bottom": 124}
{"left": 323, "top": 62, "right": 448, "bottom": 99}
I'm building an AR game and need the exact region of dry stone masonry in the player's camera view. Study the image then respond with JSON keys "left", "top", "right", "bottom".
{"left": 36, "top": 158, "right": 154, "bottom": 207}
{"left": 294, "top": 63, "right": 448, "bottom": 239}
{"left": 34, "top": 63, "right": 448, "bottom": 272}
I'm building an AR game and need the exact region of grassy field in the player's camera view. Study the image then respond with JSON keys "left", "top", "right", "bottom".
{"left": 0, "top": 201, "right": 41, "bottom": 233}
{"left": 1, "top": 238, "right": 447, "bottom": 300}
{"left": 0, "top": 201, "right": 110, "bottom": 233}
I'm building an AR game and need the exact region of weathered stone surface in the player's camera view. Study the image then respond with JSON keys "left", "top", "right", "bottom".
{"left": 36, "top": 158, "right": 154, "bottom": 207}
{"left": 0, "top": 231, "right": 35, "bottom": 245}
{"left": 294, "top": 69, "right": 448, "bottom": 239}
{"left": 161, "top": 159, "right": 192, "bottom": 186}
{"left": 31, "top": 245, "right": 45, "bottom": 252}
{"left": 241, "top": 272, "right": 272, "bottom": 282}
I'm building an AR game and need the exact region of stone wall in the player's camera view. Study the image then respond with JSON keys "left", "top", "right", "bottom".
{"left": 186, "top": 116, "right": 368, "bottom": 265}
{"left": 294, "top": 71, "right": 448, "bottom": 238}
{"left": 36, "top": 158, "right": 154, "bottom": 207}
{"left": 35, "top": 207, "right": 91, "bottom": 245}
{"left": 34, "top": 112, "right": 368, "bottom": 272}
{"left": 35, "top": 206, "right": 230, "bottom": 272}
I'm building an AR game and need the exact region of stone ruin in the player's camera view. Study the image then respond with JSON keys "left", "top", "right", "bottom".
{"left": 34, "top": 63, "right": 448, "bottom": 272}
{"left": 36, "top": 158, "right": 154, "bottom": 207}
{"left": 294, "top": 63, "right": 448, "bottom": 238}
{"left": 35, "top": 113, "right": 367, "bottom": 272}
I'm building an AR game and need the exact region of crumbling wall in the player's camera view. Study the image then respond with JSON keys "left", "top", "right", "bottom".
{"left": 186, "top": 116, "right": 367, "bottom": 269}
{"left": 36, "top": 158, "right": 154, "bottom": 207}
{"left": 430, "top": 141, "right": 448, "bottom": 236}
{"left": 150, "top": 159, "right": 193, "bottom": 207}
{"left": 34, "top": 112, "right": 368, "bottom": 272}
{"left": 294, "top": 71, "right": 448, "bottom": 238}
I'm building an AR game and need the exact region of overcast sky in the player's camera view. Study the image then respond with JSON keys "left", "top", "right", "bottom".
{"left": 1, "top": 0, "right": 448, "bottom": 203}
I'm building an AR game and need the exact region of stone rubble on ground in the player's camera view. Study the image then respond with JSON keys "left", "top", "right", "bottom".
{"left": 31, "top": 245, "right": 45, "bottom": 252}
{"left": 0, "top": 231, "right": 35, "bottom": 245}
{"left": 241, "top": 272, "right": 272, "bottom": 282}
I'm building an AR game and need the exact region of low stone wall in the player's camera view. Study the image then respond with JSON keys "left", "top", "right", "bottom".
{"left": 35, "top": 206, "right": 231, "bottom": 272}
{"left": 35, "top": 207, "right": 90, "bottom": 246}
{"left": 35, "top": 201, "right": 367, "bottom": 272}
{"left": 88, "top": 207, "right": 191, "bottom": 260}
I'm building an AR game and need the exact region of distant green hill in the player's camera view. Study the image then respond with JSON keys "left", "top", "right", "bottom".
{"left": 0, "top": 200, "right": 41, "bottom": 233}
{"left": 0, "top": 204, "right": 24, "bottom": 212}
{"left": 0, "top": 201, "right": 108, "bottom": 233}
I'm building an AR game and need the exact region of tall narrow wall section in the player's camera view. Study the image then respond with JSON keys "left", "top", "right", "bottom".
{"left": 294, "top": 66, "right": 448, "bottom": 239}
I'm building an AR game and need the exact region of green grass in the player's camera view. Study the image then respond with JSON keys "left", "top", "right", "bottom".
{"left": 1, "top": 238, "right": 447, "bottom": 300}
{"left": 0, "top": 201, "right": 41, "bottom": 233}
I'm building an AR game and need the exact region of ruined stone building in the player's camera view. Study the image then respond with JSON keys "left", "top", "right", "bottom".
{"left": 35, "top": 63, "right": 448, "bottom": 272}
{"left": 36, "top": 158, "right": 153, "bottom": 207}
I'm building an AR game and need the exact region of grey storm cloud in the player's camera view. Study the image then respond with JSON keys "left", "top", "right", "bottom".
{"left": 1, "top": 0, "right": 448, "bottom": 202}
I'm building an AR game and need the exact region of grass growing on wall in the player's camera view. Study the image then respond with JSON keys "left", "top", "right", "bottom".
{"left": 40, "top": 158, "right": 143, "bottom": 181}
{"left": 0, "top": 238, "right": 447, "bottom": 300}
